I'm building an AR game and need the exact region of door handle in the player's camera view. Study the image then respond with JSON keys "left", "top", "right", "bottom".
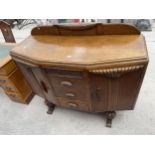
{"left": 95, "top": 87, "right": 101, "bottom": 101}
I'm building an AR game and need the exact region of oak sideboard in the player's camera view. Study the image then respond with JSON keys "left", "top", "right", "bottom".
{"left": 10, "top": 23, "right": 148, "bottom": 127}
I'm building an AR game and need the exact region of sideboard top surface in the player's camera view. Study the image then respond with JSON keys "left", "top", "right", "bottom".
{"left": 11, "top": 34, "right": 148, "bottom": 68}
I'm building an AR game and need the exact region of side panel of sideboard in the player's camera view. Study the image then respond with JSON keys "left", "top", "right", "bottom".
{"left": 15, "top": 62, "right": 45, "bottom": 98}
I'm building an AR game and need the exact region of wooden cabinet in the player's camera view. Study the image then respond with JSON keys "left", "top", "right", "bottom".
{"left": 0, "top": 44, "right": 33, "bottom": 104}
{"left": 10, "top": 24, "right": 148, "bottom": 127}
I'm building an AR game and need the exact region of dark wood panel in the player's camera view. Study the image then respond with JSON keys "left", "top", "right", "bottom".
{"left": 31, "top": 23, "right": 140, "bottom": 36}
{"left": 32, "top": 68, "right": 58, "bottom": 104}
{"left": 89, "top": 67, "right": 146, "bottom": 112}
{"left": 117, "top": 69, "right": 145, "bottom": 110}
{"left": 90, "top": 74, "right": 109, "bottom": 112}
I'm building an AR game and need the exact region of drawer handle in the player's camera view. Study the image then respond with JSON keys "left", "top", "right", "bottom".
{"left": 61, "top": 81, "right": 72, "bottom": 87}
{"left": 0, "top": 79, "right": 6, "bottom": 84}
{"left": 65, "top": 93, "right": 75, "bottom": 97}
{"left": 9, "top": 94, "right": 16, "bottom": 98}
{"left": 68, "top": 102, "right": 78, "bottom": 108}
{"left": 4, "top": 87, "right": 13, "bottom": 91}
{"left": 95, "top": 87, "right": 101, "bottom": 101}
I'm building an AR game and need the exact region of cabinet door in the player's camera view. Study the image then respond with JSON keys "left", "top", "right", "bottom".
{"left": 90, "top": 74, "right": 109, "bottom": 112}
{"left": 90, "top": 68, "right": 145, "bottom": 112}
{"left": 32, "top": 68, "right": 58, "bottom": 104}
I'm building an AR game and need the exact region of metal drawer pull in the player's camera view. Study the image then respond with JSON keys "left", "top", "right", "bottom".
{"left": 61, "top": 81, "right": 72, "bottom": 86}
{"left": 68, "top": 102, "right": 78, "bottom": 107}
{"left": 65, "top": 93, "right": 75, "bottom": 97}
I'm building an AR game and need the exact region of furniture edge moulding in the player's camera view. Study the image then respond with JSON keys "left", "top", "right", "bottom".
{"left": 10, "top": 52, "right": 148, "bottom": 71}
{"left": 10, "top": 55, "right": 39, "bottom": 68}
{"left": 89, "top": 65, "right": 145, "bottom": 78}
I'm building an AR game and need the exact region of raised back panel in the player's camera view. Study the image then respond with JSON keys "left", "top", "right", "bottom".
{"left": 31, "top": 23, "right": 140, "bottom": 36}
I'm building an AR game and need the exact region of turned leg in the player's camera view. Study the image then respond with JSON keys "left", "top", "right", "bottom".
{"left": 104, "top": 111, "right": 116, "bottom": 128}
{"left": 45, "top": 100, "right": 55, "bottom": 114}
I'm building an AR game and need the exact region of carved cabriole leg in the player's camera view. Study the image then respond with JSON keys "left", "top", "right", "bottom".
{"left": 45, "top": 100, "right": 55, "bottom": 114}
{"left": 105, "top": 111, "right": 116, "bottom": 128}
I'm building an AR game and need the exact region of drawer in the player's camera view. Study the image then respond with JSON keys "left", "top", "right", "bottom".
{"left": 0, "top": 75, "right": 18, "bottom": 93}
{"left": 57, "top": 97, "right": 90, "bottom": 112}
{"left": 45, "top": 68, "right": 84, "bottom": 78}
{"left": 1, "top": 85, "right": 17, "bottom": 93}
{"left": 0, "top": 78, "right": 8, "bottom": 86}
{"left": 0, "top": 59, "right": 16, "bottom": 76}
{"left": 49, "top": 76, "right": 88, "bottom": 100}
{"left": 5, "top": 92, "right": 23, "bottom": 102}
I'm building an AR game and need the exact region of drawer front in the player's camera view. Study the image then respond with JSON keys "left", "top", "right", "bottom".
{"left": 1, "top": 84, "right": 17, "bottom": 93}
{"left": 0, "top": 76, "right": 11, "bottom": 86}
{"left": 0, "top": 76, "right": 17, "bottom": 92}
{"left": 0, "top": 78, "right": 7, "bottom": 86}
{"left": 58, "top": 97, "right": 90, "bottom": 112}
{"left": 5, "top": 91, "right": 23, "bottom": 102}
{"left": 0, "top": 68, "right": 33, "bottom": 102}
{"left": 0, "top": 59, "right": 16, "bottom": 76}
{"left": 49, "top": 76, "right": 88, "bottom": 101}
{"left": 0, "top": 69, "right": 30, "bottom": 96}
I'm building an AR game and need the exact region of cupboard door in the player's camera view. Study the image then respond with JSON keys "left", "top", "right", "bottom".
{"left": 90, "top": 68, "right": 145, "bottom": 112}
{"left": 90, "top": 74, "right": 109, "bottom": 112}
{"left": 32, "top": 68, "right": 58, "bottom": 104}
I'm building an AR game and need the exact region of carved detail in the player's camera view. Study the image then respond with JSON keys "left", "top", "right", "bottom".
{"left": 89, "top": 65, "right": 144, "bottom": 78}
{"left": 105, "top": 111, "right": 116, "bottom": 128}
{"left": 45, "top": 100, "right": 55, "bottom": 114}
